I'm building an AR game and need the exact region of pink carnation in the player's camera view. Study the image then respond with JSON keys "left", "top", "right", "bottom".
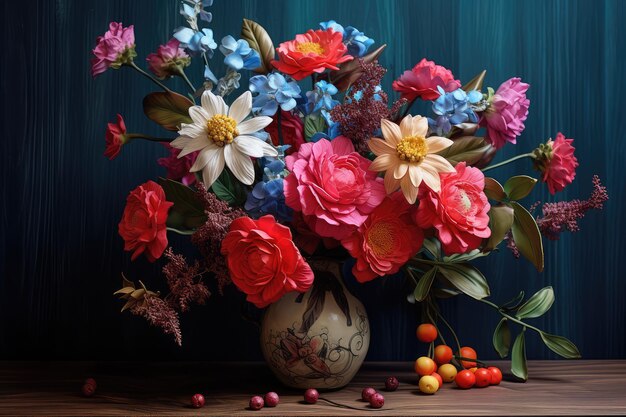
{"left": 91, "top": 22, "right": 135, "bottom": 77}
{"left": 284, "top": 136, "right": 386, "bottom": 240}
{"left": 539, "top": 133, "right": 579, "bottom": 194}
{"left": 146, "top": 39, "right": 190, "bottom": 79}
{"left": 158, "top": 144, "right": 198, "bottom": 186}
{"left": 481, "top": 77, "right": 530, "bottom": 149}
{"left": 392, "top": 58, "right": 461, "bottom": 101}
{"left": 416, "top": 163, "right": 491, "bottom": 255}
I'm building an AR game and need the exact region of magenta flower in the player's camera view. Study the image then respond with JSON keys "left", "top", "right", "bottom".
{"left": 146, "top": 39, "right": 191, "bottom": 79}
{"left": 158, "top": 144, "right": 198, "bottom": 186}
{"left": 480, "top": 77, "right": 530, "bottom": 149}
{"left": 91, "top": 22, "right": 136, "bottom": 77}
{"left": 534, "top": 132, "right": 579, "bottom": 194}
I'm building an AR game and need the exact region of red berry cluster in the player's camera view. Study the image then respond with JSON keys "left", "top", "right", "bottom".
{"left": 361, "top": 387, "right": 385, "bottom": 409}
{"left": 248, "top": 392, "right": 280, "bottom": 410}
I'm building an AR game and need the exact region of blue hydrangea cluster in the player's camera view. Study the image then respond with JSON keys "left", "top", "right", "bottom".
{"left": 249, "top": 73, "right": 302, "bottom": 116}
{"left": 319, "top": 20, "right": 374, "bottom": 57}
{"left": 219, "top": 35, "right": 260, "bottom": 71}
{"left": 428, "top": 87, "right": 482, "bottom": 135}
{"left": 245, "top": 146, "right": 292, "bottom": 222}
{"left": 173, "top": 28, "right": 217, "bottom": 56}
{"left": 306, "top": 80, "right": 340, "bottom": 113}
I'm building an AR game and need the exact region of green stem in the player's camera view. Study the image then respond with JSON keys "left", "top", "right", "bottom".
{"left": 166, "top": 227, "right": 195, "bottom": 236}
{"left": 126, "top": 62, "right": 172, "bottom": 93}
{"left": 481, "top": 152, "right": 535, "bottom": 173}
{"left": 126, "top": 133, "right": 174, "bottom": 143}
{"left": 432, "top": 302, "right": 462, "bottom": 354}
{"left": 176, "top": 67, "right": 197, "bottom": 93}
{"left": 277, "top": 109, "right": 284, "bottom": 146}
{"left": 477, "top": 298, "right": 543, "bottom": 334}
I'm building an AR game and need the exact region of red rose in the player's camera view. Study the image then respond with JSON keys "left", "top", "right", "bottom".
{"left": 118, "top": 181, "right": 173, "bottom": 262}
{"left": 221, "top": 215, "right": 314, "bottom": 308}
{"left": 271, "top": 29, "right": 353, "bottom": 81}
{"left": 392, "top": 58, "right": 460, "bottom": 101}
{"left": 264, "top": 110, "right": 305, "bottom": 155}
{"left": 104, "top": 114, "right": 128, "bottom": 160}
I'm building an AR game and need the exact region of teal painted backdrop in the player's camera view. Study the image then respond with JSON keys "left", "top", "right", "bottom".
{"left": 1, "top": 0, "right": 624, "bottom": 361}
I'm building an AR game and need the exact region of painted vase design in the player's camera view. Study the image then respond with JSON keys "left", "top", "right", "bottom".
{"left": 260, "top": 259, "right": 370, "bottom": 389}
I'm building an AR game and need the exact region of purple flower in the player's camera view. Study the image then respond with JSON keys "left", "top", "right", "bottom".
{"left": 480, "top": 77, "right": 530, "bottom": 149}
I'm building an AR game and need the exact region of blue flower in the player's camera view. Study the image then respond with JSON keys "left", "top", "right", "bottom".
{"left": 249, "top": 73, "right": 302, "bottom": 116}
{"left": 428, "top": 87, "right": 482, "bottom": 135}
{"left": 180, "top": 0, "right": 213, "bottom": 23}
{"left": 173, "top": 27, "right": 217, "bottom": 56}
{"left": 306, "top": 80, "right": 339, "bottom": 113}
{"left": 319, "top": 20, "right": 345, "bottom": 33}
{"left": 245, "top": 179, "right": 292, "bottom": 222}
{"left": 319, "top": 20, "right": 374, "bottom": 57}
{"left": 310, "top": 110, "right": 341, "bottom": 142}
{"left": 219, "top": 35, "right": 261, "bottom": 71}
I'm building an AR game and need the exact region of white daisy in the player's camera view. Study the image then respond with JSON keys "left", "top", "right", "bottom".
{"left": 171, "top": 90, "right": 277, "bottom": 187}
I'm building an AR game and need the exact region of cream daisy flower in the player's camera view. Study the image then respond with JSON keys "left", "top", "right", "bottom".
{"left": 368, "top": 115, "right": 455, "bottom": 204}
{"left": 171, "top": 90, "right": 277, "bottom": 188}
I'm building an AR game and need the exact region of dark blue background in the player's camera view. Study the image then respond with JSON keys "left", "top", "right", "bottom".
{"left": 1, "top": 0, "right": 624, "bottom": 361}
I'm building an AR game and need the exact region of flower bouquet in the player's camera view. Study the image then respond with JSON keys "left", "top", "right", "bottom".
{"left": 94, "top": 0, "right": 608, "bottom": 383}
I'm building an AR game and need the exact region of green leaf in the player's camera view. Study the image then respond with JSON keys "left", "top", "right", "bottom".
{"left": 462, "top": 70, "right": 486, "bottom": 92}
{"left": 510, "top": 201, "right": 544, "bottom": 272}
{"left": 511, "top": 329, "right": 528, "bottom": 381}
{"left": 158, "top": 178, "right": 206, "bottom": 231}
{"left": 241, "top": 19, "right": 275, "bottom": 74}
{"left": 483, "top": 204, "right": 514, "bottom": 251}
{"left": 303, "top": 115, "right": 327, "bottom": 141}
{"left": 143, "top": 91, "right": 193, "bottom": 131}
{"left": 437, "top": 263, "right": 490, "bottom": 300}
{"left": 326, "top": 44, "right": 386, "bottom": 91}
{"left": 493, "top": 318, "right": 511, "bottom": 358}
{"left": 443, "top": 249, "right": 489, "bottom": 263}
{"left": 432, "top": 288, "right": 461, "bottom": 298}
{"left": 421, "top": 238, "right": 441, "bottom": 260}
{"left": 436, "top": 136, "right": 491, "bottom": 166}
{"left": 540, "top": 332, "right": 581, "bottom": 359}
{"left": 484, "top": 177, "right": 506, "bottom": 202}
{"left": 504, "top": 175, "right": 538, "bottom": 201}
{"left": 501, "top": 290, "right": 525, "bottom": 310}
{"left": 210, "top": 169, "right": 247, "bottom": 206}
{"left": 516, "top": 287, "right": 554, "bottom": 319}
{"left": 414, "top": 267, "right": 438, "bottom": 302}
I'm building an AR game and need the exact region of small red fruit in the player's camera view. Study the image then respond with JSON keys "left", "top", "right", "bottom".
{"left": 369, "top": 392, "right": 385, "bottom": 409}
{"left": 191, "top": 393, "right": 205, "bottom": 409}
{"left": 264, "top": 392, "right": 279, "bottom": 407}
{"left": 304, "top": 388, "right": 319, "bottom": 404}
{"left": 458, "top": 346, "right": 478, "bottom": 368}
{"left": 84, "top": 378, "right": 97, "bottom": 390}
{"left": 431, "top": 372, "right": 443, "bottom": 388}
{"left": 434, "top": 345, "right": 453, "bottom": 365}
{"left": 385, "top": 376, "right": 399, "bottom": 391}
{"left": 415, "top": 356, "right": 436, "bottom": 376}
{"left": 455, "top": 369, "right": 476, "bottom": 389}
{"left": 361, "top": 387, "right": 376, "bottom": 401}
{"left": 81, "top": 383, "right": 96, "bottom": 397}
{"left": 474, "top": 368, "right": 491, "bottom": 388}
{"left": 416, "top": 323, "right": 438, "bottom": 343}
{"left": 487, "top": 366, "right": 503, "bottom": 385}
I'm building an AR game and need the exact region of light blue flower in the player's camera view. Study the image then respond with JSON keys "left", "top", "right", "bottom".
{"left": 319, "top": 20, "right": 345, "bottom": 33}
{"left": 180, "top": 0, "right": 213, "bottom": 23}
{"left": 173, "top": 27, "right": 217, "bottom": 56}
{"left": 428, "top": 87, "right": 482, "bottom": 135}
{"left": 319, "top": 20, "right": 374, "bottom": 57}
{"left": 219, "top": 35, "right": 261, "bottom": 71}
{"left": 249, "top": 73, "right": 302, "bottom": 116}
{"left": 306, "top": 80, "right": 339, "bottom": 113}
{"left": 245, "top": 178, "right": 292, "bottom": 222}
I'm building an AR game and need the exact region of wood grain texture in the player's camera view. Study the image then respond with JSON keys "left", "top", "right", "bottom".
{"left": 0, "top": 0, "right": 625, "bottom": 361}
{"left": 1, "top": 361, "right": 626, "bottom": 416}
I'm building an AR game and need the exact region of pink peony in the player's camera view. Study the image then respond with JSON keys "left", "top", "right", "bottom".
{"left": 91, "top": 22, "right": 136, "bottom": 77}
{"left": 158, "top": 144, "right": 198, "bottom": 186}
{"left": 104, "top": 114, "right": 128, "bottom": 160}
{"left": 284, "top": 136, "right": 386, "bottom": 240}
{"left": 416, "top": 163, "right": 491, "bottom": 255}
{"left": 480, "top": 77, "right": 530, "bottom": 149}
{"left": 535, "top": 132, "right": 578, "bottom": 194}
{"left": 392, "top": 58, "right": 461, "bottom": 101}
{"left": 342, "top": 192, "right": 423, "bottom": 283}
{"left": 146, "top": 39, "right": 190, "bottom": 79}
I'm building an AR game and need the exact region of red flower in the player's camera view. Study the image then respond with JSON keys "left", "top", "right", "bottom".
{"left": 264, "top": 110, "right": 305, "bottom": 155}
{"left": 536, "top": 133, "right": 579, "bottom": 194}
{"left": 341, "top": 192, "right": 423, "bottom": 283}
{"left": 104, "top": 114, "right": 127, "bottom": 160}
{"left": 221, "top": 215, "right": 314, "bottom": 308}
{"left": 392, "top": 58, "right": 460, "bottom": 101}
{"left": 271, "top": 29, "right": 353, "bottom": 81}
{"left": 157, "top": 144, "right": 198, "bottom": 186}
{"left": 416, "top": 163, "right": 491, "bottom": 255}
{"left": 118, "top": 181, "right": 173, "bottom": 262}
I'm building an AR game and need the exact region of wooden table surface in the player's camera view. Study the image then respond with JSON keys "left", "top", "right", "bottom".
{"left": 1, "top": 361, "right": 625, "bottom": 416}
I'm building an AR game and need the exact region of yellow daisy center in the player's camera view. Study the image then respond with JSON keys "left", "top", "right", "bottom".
{"left": 367, "top": 222, "right": 395, "bottom": 257}
{"left": 396, "top": 135, "right": 428, "bottom": 163}
{"left": 206, "top": 114, "right": 238, "bottom": 146}
{"left": 296, "top": 42, "right": 324, "bottom": 55}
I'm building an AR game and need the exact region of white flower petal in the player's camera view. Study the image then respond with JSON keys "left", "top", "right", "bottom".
{"left": 189, "top": 105, "right": 210, "bottom": 125}
{"left": 201, "top": 90, "right": 227, "bottom": 117}
{"left": 423, "top": 154, "right": 455, "bottom": 173}
{"left": 412, "top": 115, "right": 429, "bottom": 137}
{"left": 233, "top": 135, "right": 265, "bottom": 158}
{"left": 201, "top": 148, "right": 225, "bottom": 189}
{"left": 408, "top": 165, "right": 423, "bottom": 188}
{"left": 369, "top": 153, "right": 397, "bottom": 172}
{"left": 237, "top": 116, "right": 273, "bottom": 135}
{"left": 224, "top": 144, "right": 255, "bottom": 184}
{"left": 381, "top": 119, "right": 402, "bottom": 146}
{"left": 384, "top": 171, "right": 401, "bottom": 194}
{"left": 426, "top": 136, "right": 454, "bottom": 153}
{"left": 178, "top": 122, "right": 206, "bottom": 138}
{"left": 228, "top": 91, "right": 252, "bottom": 124}
{"left": 171, "top": 135, "right": 192, "bottom": 150}
{"left": 421, "top": 169, "right": 442, "bottom": 193}
{"left": 399, "top": 114, "right": 414, "bottom": 138}
{"left": 190, "top": 146, "right": 217, "bottom": 172}
{"left": 393, "top": 161, "right": 409, "bottom": 180}
{"left": 178, "top": 135, "right": 212, "bottom": 157}
{"left": 400, "top": 175, "right": 418, "bottom": 204}
{"left": 368, "top": 137, "right": 396, "bottom": 156}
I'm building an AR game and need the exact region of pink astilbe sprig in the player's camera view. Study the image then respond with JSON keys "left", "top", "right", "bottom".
{"left": 534, "top": 175, "right": 608, "bottom": 240}
{"left": 130, "top": 295, "right": 182, "bottom": 346}
{"left": 191, "top": 183, "right": 246, "bottom": 293}
{"left": 162, "top": 248, "right": 211, "bottom": 312}
{"left": 330, "top": 60, "right": 406, "bottom": 154}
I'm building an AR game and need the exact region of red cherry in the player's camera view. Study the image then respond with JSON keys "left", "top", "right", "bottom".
{"left": 385, "top": 376, "right": 399, "bottom": 391}
{"left": 369, "top": 392, "right": 385, "bottom": 409}
{"left": 264, "top": 392, "right": 279, "bottom": 407}
{"left": 191, "top": 393, "right": 205, "bottom": 409}
{"left": 455, "top": 370, "right": 476, "bottom": 389}
{"left": 361, "top": 387, "right": 376, "bottom": 401}
{"left": 487, "top": 366, "right": 503, "bottom": 385}
{"left": 474, "top": 368, "right": 491, "bottom": 388}
{"left": 249, "top": 395, "right": 264, "bottom": 410}
{"left": 304, "top": 388, "right": 319, "bottom": 404}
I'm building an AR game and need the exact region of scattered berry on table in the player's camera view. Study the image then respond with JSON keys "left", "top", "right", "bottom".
{"left": 191, "top": 393, "right": 205, "bottom": 409}
{"left": 264, "top": 391, "right": 279, "bottom": 407}
{"left": 84, "top": 378, "right": 97, "bottom": 390}
{"left": 385, "top": 376, "right": 399, "bottom": 391}
{"left": 304, "top": 388, "right": 319, "bottom": 404}
{"left": 419, "top": 375, "right": 439, "bottom": 394}
{"left": 361, "top": 387, "right": 376, "bottom": 401}
{"left": 249, "top": 395, "right": 264, "bottom": 410}
{"left": 487, "top": 366, "right": 503, "bottom": 385}
{"left": 81, "top": 383, "right": 96, "bottom": 397}
{"left": 369, "top": 392, "right": 385, "bottom": 409}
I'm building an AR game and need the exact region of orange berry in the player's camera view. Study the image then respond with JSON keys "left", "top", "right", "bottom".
{"left": 414, "top": 356, "right": 436, "bottom": 376}
{"left": 458, "top": 346, "right": 478, "bottom": 368}
{"left": 434, "top": 345, "right": 453, "bottom": 365}
{"left": 416, "top": 324, "right": 438, "bottom": 343}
